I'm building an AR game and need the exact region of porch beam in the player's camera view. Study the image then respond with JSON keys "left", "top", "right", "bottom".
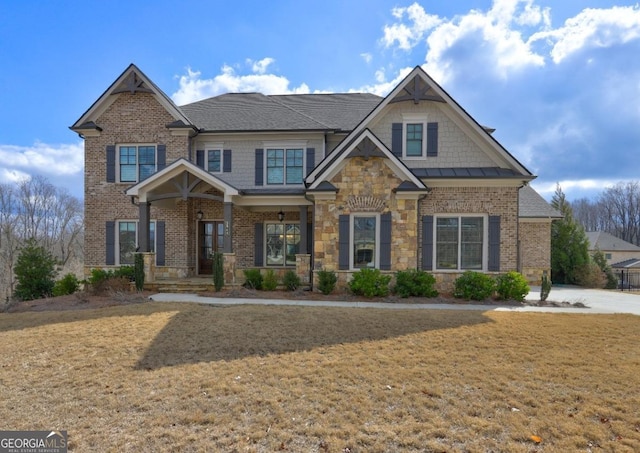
{"left": 147, "top": 192, "right": 224, "bottom": 203}
{"left": 223, "top": 202, "right": 233, "bottom": 253}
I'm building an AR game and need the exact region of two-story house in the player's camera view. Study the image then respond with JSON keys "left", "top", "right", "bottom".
{"left": 71, "top": 64, "right": 559, "bottom": 291}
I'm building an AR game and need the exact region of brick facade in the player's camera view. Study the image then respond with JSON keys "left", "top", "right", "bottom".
{"left": 519, "top": 220, "right": 552, "bottom": 284}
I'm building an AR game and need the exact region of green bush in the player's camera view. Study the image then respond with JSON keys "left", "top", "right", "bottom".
{"left": 13, "top": 238, "right": 57, "bottom": 301}
{"left": 495, "top": 271, "right": 530, "bottom": 302}
{"left": 87, "top": 268, "right": 134, "bottom": 295}
{"left": 574, "top": 262, "right": 606, "bottom": 288}
{"left": 317, "top": 270, "right": 337, "bottom": 295}
{"left": 283, "top": 270, "right": 301, "bottom": 291}
{"left": 262, "top": 269, "right": 279, "bottom": 291}
{"left": 212, "top": 251, "right": 224, "bottom": 292}
{"left": 52, "top": 273, "right": 80, "bottom": 297}
{"left": 453, "top": 271, "right": 495, "bottom": 301}
{"left": 243, "top": 269, "right": 263, "bottom": 290}
{"left": 394, "top": 269, "right": 439, "bottom": 298}
{"left": 114, "top": 266, "right": 135, "bottom": 281}
{"left": 540, "top": 273, "right": 552, "bottom": 302}
{"left": 348, "top": 268, "right": 391, "bottom": 298}
{"left": 134, "top": 254, "right": 145, "bottom": 291}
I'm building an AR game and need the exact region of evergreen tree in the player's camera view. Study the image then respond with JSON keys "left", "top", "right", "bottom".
{"left": 550, "top": 184, "right": 590, "bottom": 284}
{"left": 13, "top": 238, "right": 57, "bottom": 301}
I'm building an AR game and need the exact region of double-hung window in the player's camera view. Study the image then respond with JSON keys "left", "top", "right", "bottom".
{"left": 266, "top": 147, "right": 304, "bottom": 185}
{"left": 435, "top": 215, "right": 485, "bottom": 270}
{"left": 402, "top": 114, "right": 427, "bottom": 158}
{"left": 352, "top": 214, "right": 378, "bottom": 269}
{"left": 119, "top": 145, "right": 156, "bottom": 182}
{"left": 118, "top": 220, "right": 156, "bottom": 265}
{"left": 207, "top": 149, "right": 222, "bottom": 173}
{"left": 265, "top": 223, "right": 300, "bottom": 266}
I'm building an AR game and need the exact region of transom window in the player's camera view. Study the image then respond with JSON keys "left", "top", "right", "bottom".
{"left": 265, "top": 223, "right": 300, "bottom": 266}
{"left": 352, "top": 215, "right": 378, "bottom": 269}
{"left": 207, "top": 150, "right": 222, "bottom": 173}
{"left": 266, "top": 148, "right": 304, "bottom": 185}
{"left": 119, "top": 145, "right": 156, "bottom": 182}
{"left": 118, "top": 220, "right": 155, "bottom": 265}
{"left": 435, "top": 216, "right": 485, "bottom": 270}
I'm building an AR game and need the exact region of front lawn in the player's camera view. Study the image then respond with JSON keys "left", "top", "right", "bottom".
{"left": 1, "top": 302, "right": 639, "bottom": 452}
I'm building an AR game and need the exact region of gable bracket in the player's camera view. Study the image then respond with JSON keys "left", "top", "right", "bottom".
{"left": 112, "top": 72, "right": 153, "bottom": 95}
{"left": 389, "top": 75, "right": 445, "bottom": 104}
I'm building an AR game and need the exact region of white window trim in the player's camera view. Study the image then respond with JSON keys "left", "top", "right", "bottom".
{"left": 205, "top": 148, "right": 224, "bottom": 173}
{"left": 350, "top": 213, "right": 380, "bottom": 270}
{"left": 264, "top": 221, "right": 301, "bottom": 267}
{"left": 402, "top": 114, "right": 428, "bottom": 160}
{"left": 117, "top": 144, "right": 158, "bottom": 183}
{"left": 433, "top": 214, "right": 488, "bottom": 272}
{"left": 116, "top": 220, "right": 156, "bottom": 266}
{"left": 263, "top": 141, "right": 307, "bottom": 186}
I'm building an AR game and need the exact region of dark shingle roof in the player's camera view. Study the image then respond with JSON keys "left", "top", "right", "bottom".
{"left": 519, "top": 185, "right": 563, "bottom": 218}
{"left": 585, "top": 231, "right": 640, "bottom": 252}
{"left": 179, "top": 92, "right": 382, "bottom": 132}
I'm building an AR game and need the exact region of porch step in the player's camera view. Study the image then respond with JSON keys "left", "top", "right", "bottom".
{"left": 145, "top": 278, "right": 214, "bottom": 294}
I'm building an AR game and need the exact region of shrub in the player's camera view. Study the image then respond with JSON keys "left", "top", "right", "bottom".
{"left": 212, "top": 251, "right": 224, "bottom": 292}
{"left": 13, "top": 238, "right": 57, "bottom": 301}
{"left": 283, "top": 270, "right": 301, "bottom": 291}
{"left": 540, "top": 273, "right": 552, "bottom": 302}
{"left": 348, "top": 268, "right": 391, "bottom": 298}
{"left": 495, "top": 271, "right": 530, "bottom": 302}
{"left": 317, "top": 270, "right": 337, "bottom": 295}
{"left": 114, "top": 266, "right": 135, "bottom": 281}
{"left": 87, "top": 268, "right": 134, "bottom": 295}
{"left": 243, "top": 269, "right": 263, "bottom": 290}
{"left": 52, "top": 273, "right": 80, "bottom": 297}
{"left": 394, "top": 269, "right": 439, "bottom": 298}
{"left": 592, "top": 250, "right": 618, "bottom": 289}
{"left": 453, "top": 271, "right": 495, "bottom": 301}
{"left": 574, "top": 262, "right": 606, "bottom": 288}
{"left": 262, "top": 269, "right": 279, "bottom": 291}
{"left": 134, "top": 254, "right": 145, "bottom": 291}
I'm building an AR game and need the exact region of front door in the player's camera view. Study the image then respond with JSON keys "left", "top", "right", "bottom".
{"left": 199, "top": 221, "right": 224, "bottom": 274}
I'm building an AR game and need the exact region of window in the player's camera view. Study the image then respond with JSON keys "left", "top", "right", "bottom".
{"left": 605, "top": 253, "right": 612, "bottom": 260}
{"left": 352, "top": 215, "right": 378, "bottom": 269}
{"left": 265, "top": 223, "right": 300, "bottom": 266}
{"left": 119, "top": 145, "right": 156, "bottom": 182}
{"left": 402, "top": 114, "right": 427, "bottom": 158}
{"left": 435, "top": 216, "right": 485, "bottom": 270}
{"left": 118, "top": 221, "right": 155, "bottom": 265}
{"left": 207, "top": 149, "right": 222, "bottom": 173}
{"left": 266, "top": 148, "right": 304, "bottom": 185}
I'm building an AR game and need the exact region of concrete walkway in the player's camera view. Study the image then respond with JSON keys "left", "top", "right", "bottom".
{"left": 149, "top": 285, "right": 640, "bottom": 315}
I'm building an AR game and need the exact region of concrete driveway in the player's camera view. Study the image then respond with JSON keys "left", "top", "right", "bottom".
{"left": 150, "top": 285, "right": 640, "bottom": 315}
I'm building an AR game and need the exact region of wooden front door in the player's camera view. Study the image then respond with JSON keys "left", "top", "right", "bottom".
{"left": 199, "top": 221, "right": 224, "bottom": 274}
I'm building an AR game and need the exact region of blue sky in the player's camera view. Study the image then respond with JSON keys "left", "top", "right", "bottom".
{"left": 1, "top": 0, "right": 639, "bottom": 202}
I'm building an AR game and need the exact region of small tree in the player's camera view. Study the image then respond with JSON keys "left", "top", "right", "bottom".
{"left": 592, "top": 250, "right": 618, "bottom": 289}
{"left": 134, "top": 253, "right": 145, "bottom": 291}
{"left": 212, "top": 251, "right": 224, "bottom": 292}
{"left": 13, "top": 238, "right": 57, "bottom": 301}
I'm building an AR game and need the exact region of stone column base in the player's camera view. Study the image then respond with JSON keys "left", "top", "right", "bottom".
{"left": 223, "top": 253, "right": 237, "bottom": 285}
{"left": 296, "top": 254, "right": 312, "bottom": 286}
{"left": 141, "top": 252, "right": 156, "bottom": 283}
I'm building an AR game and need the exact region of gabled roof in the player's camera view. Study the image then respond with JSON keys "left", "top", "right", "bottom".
{"left": 519, "top": 185, "right": 563, "bottom": 218}
{"left": 70, "top": 64, "right": 195, "bottom": 132}
{"left": 179, "top": 92, "right": 381, "bottom": 132}
{"left": 611, "top": 258, "right": 640, "bottom": 268}
{"left": 307, "top": 65, "right": 533, "bottom": 184}
{"left": 586, "top": 231, "right": 640, "bottom": 252}
{"left": 307, "top": 128, "right": 428, "bottom": 192}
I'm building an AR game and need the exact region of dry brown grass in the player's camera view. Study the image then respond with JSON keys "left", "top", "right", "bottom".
{"left": 1, "top": 302, "right": 639, "bottom": 452}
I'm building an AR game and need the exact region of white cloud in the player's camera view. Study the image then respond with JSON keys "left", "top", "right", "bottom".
{"left": 172, "top": 60, "right": 310, "bottom": 105}
{"left": 382, "top": 2, "right": 442, "bottom": 50}
{"left": 0, "top": 142, "right": 84, "bottom": 178}
{"left": 530, "top": 5, "right": 640, "bottom": 63}
{"left": 361, "top": 53, "right": 373, "bottom": 64}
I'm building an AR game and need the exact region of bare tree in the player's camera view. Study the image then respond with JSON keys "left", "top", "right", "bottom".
{"left": 0, "top": 183, "right": 21, "bottom": 301}
{"left": 598, "top": 182, "right": 640, "bottom": 245}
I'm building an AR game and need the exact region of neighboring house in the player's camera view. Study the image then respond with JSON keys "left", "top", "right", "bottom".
{"left": 71, "top": 64, "right": 558, "bottom": 290}
{"left": 586, "top": 231, "right": 640, "bottom": 269}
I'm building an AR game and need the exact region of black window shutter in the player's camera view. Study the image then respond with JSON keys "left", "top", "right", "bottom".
{"left": 380, "top": 212, "right": 392, "bottom": 270}
{"left": 488, "top": 215, "right": 500, "bottom": 271}
{"left": 106, "top": 145, "right": 116, "bottom": 183}
{"left": 255, "top": 149, "right": 264, "bottom": 186}
{"left": 223, "top": 149, "right": 232, "bottom": 172}
{"left": 196, "top": 150, "right": 204, "bottom": 168}
{"left": 338, "top": 214, "right": 350, "bottom": 270}
{"left": 254, "top": 223, "right": 264, "bottom": 266}
{"left": 427, "top": 122, "right": 438, "bottom": 157}
{"left": 391, "top": 123, "right": 403, "bottom": 158}
{"left": 106, "top": 221, "right": 115, "bottom": 265}
{"left": 421, "top": 215, "right": 434, "bottom": 271}
{"left": 156, "top": 221, "right": 166, "bottom": 266}
{"left": 157, "top": 144, "right": 166, "bottom": 171}
{"left": 306, "top": 148, "right": 315, "bottom": 176}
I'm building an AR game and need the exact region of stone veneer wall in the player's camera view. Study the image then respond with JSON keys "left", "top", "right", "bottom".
{"left": 313, "top": 156, "right": 418, "bottom": 289}
{"left": 518, "top": 220, "right": 552, "bottom": 284}
{"left": 83, "top": 92, "right": 190, "bottom": 277}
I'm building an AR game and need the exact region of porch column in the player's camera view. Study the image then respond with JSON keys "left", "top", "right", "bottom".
{"left": 223, "top": 202, "right": 233, "bottom": 253}
{"left": 299, "top": 206, "right": 308, "bottom": 254}
{"left": 138, "top": 201, "right": 151, "bottom": 252}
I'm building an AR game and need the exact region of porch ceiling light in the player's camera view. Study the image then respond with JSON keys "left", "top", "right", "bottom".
{"left": 278, "top": 210, "right": 285, "bottom": 222}
{"left": 197, "top": 210, "right": 204, "bottom": 221}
